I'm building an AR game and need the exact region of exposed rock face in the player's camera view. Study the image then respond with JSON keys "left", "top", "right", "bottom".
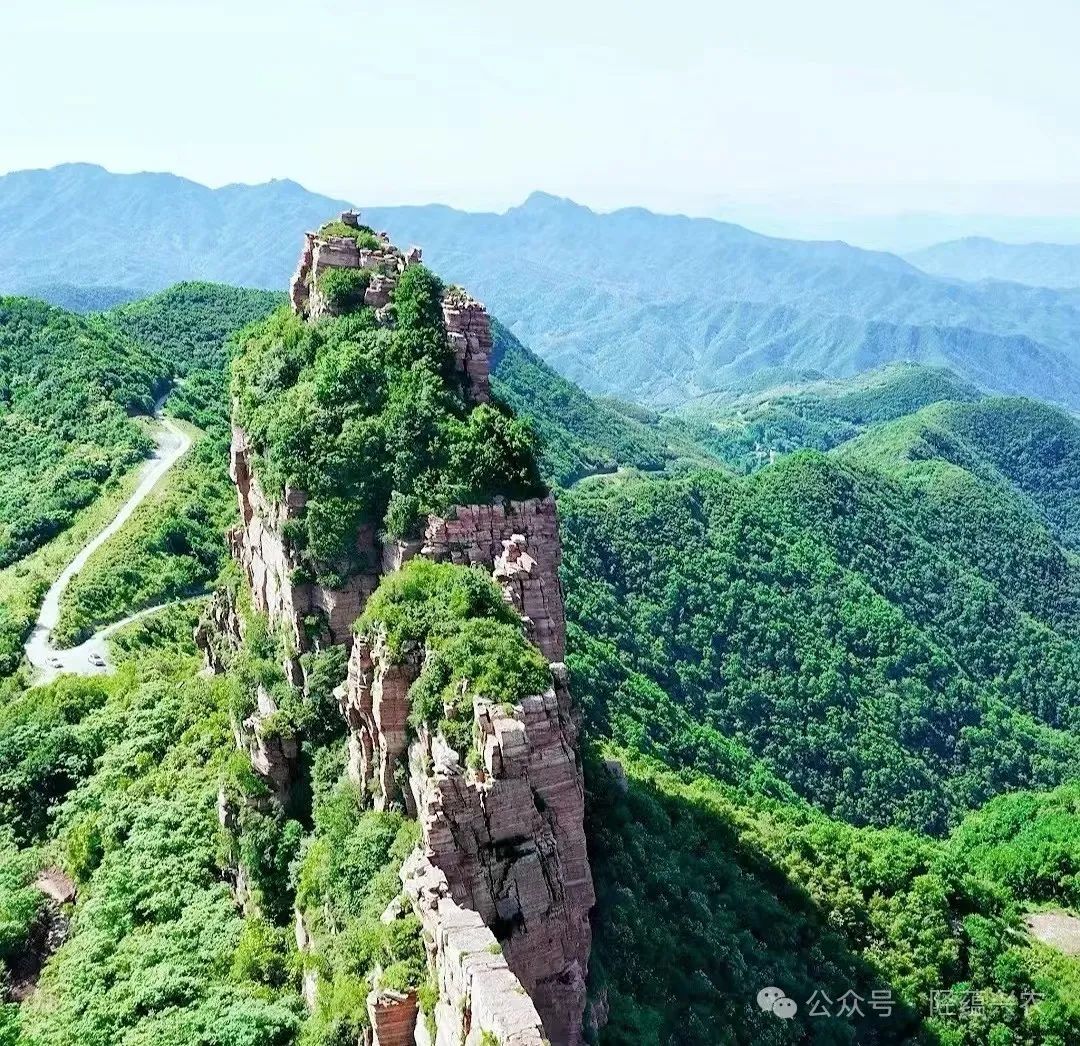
{"left": 337, "top": 630, "right": 422, "bottom": 812}
{"left": 442, "top": 288, "right": 492, "bottom": 404}
{"left": 5, "top": 871, "right": 76, "bottom": 1003}
{"left": 402, "top": 850, "right": 547, "bottom": 1046}
{"left": 423, "top": 496, "right": 566, "bottom": 662}
{"left": 193, "top": 585, "right": 244, "bottom": 674}
{"left": 367, "top": 989, "right": 420, "bottom": 1046}
{"left": 233, "top": 685, "right": 298, "bottom": 803}
{"left": 406, "top": 669, "right": 593, "bottom": 1046}
{"left": 290, "top": 227, "right": 413, "bottom": 321}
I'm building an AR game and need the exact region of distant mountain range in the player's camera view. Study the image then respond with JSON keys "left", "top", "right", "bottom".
{"left": 908, "top": 236, "right": 1080, "bottom": 290}
{"left": 6, "top": 163, "right": 1080, "bottom": 410}
{"left": 0, "top": 163, "right": 349, "bottom": 294}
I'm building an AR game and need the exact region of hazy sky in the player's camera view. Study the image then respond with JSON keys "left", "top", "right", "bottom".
{"left": 4, "top": 0, "right": 1080, "bottom": 220}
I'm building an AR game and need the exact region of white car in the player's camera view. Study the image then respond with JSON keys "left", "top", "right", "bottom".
{"left": 88, "top": 653, "right": 106, "bottom": 668}
{"left": 47, "top": 656, "right": 63, "bottom": 669}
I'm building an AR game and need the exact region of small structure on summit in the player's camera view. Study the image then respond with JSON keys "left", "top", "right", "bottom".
{"left": 289, "top": 210, "right": 492, "bottom": 402}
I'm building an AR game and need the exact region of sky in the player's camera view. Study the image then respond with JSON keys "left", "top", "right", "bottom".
{"left": 4, "top": 0, "right": 1080, "bottom": 233}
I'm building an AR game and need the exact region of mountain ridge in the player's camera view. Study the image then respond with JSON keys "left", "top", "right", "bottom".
{"left": 909, "top": 235, "right": 1080, "bottom": 290}
{"left": 7, "top": 163, "right": 1080, "bottom": 412}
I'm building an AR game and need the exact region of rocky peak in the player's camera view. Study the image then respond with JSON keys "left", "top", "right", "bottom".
{"left": 201, "top": 219, "right": 595, "bottom": 1046}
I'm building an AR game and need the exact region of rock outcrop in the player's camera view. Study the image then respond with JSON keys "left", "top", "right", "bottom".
{"left": 230, "top": 424, "right": 382, "bottom": 655}
{"left": 337, "top": 629, "right": 422, "bottom": 812}
{"left": 4, "top": 870, "right": 76, "bottom": 1004}
{"left": 406, "top": 667, "right": 593, "bottom": 1046}
{"left": 223, "top": 213, "right": 502, "bottom": 666}
{"left": 403, "top": 850, "right": 547, "bottom": 1046}
{"left": 233, "top": 685, "right": 298, "bottom": 803}
{"left": 290, "top": 210, "right": 417, "bottom": 321}
{"left": 422, "top": 497, "right": 566, "bottom": 662}
{"left": 442, "top": 287, "right": 493, "bottom": 404}
{"left": 203, "top": 217, "right": 595, "bottom": 1045}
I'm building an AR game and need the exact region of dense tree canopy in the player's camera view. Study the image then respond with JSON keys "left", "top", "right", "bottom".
{"left": 231, "top": 267, "right": 545, "bottom": 573}
{"left": 0, "top": 297, "right": 165, "bottom": 569}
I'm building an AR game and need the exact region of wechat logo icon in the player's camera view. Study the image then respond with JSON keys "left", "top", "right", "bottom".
{"left": 757, "top": 986, "right": 798, "bottom": 1019}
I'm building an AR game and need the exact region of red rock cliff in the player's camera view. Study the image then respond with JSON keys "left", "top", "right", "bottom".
{"left": 206, "top": 214, "right": 594, "bottom": 1046}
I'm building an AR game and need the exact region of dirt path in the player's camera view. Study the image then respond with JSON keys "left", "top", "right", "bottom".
{"left": 23, "top": 399, "right": 192, "bottom": 683}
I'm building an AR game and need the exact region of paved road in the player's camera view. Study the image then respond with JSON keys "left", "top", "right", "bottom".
{"left": 23, "top": 402, "right": 192, "bottom": 684}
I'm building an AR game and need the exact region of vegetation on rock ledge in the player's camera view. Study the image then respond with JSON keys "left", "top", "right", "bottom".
{"left": 359, "top": 559, "right": 550, "bottom": 754}
{"left": 232, "top": 265, "right": 545, "bottom": 580}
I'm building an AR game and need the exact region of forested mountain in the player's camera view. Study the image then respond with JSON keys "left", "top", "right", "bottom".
{"left": 560, "top": 404, "right": 1080, "bottom": 833}
{"left": 564, "top": 396, "right": 1080, "bottom": 1039}
{"left": 8, "top": 165, "right": 1080, "bottom": 410}
{"left": 673, "top": 362, "right": 982, "bottom": 472}
{"left": 4, "top": 269, "right": 1080, "bottom": 1044}
{"left": 909, "top": 237, "right": 1080, "bottom": 290}
{"left": 20, "top": 284, "right": 142, "bottom": 313}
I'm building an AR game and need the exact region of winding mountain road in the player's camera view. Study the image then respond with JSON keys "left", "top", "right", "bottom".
{"left": 24, "top": 400, "right": 192, "bottom": 684}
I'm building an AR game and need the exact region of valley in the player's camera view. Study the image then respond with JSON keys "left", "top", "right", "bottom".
{"left": 24, "top": 402, "right": 191, "bottom": 684}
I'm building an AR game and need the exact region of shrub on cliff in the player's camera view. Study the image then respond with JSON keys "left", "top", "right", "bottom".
{"left": 292, "top": 780, "right": 422, "bottom": 1045}
{"left": 231, "top": 266, "right": 545, "bottom": 582}
{"left": 359, "top": 560, "right": 550, "bottom": 754}
{"left": 316, "top": 268, "right": 370, "bottom": 312}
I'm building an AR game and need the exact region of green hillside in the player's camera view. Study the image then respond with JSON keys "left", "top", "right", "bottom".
{"left": 107, "top": 281, "right": 285, "bottom": 432}
{"left": 674, "top": 362, "right": 983, "bottom": 472}
{"left": 561, "top": 405, "right": 1080, "bottom": 833}
{"left": 50, "top": 285, "right": 282, "bottom": 644}
{"left": 563, "top": 396, "right": 1080, "bottom": 1042}
{"left": 0, "top": 297, "right": 165, "bottom": 569}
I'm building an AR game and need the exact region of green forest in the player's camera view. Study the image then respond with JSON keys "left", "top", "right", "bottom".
{"left": 3, "top": 279, "right": 1080, "bottom": 1046}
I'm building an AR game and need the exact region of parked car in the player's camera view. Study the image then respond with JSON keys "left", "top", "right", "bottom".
{"left": 47, "top": 656, "right": 62, "bottom": 669}
{"left": 88, "top": 653, "right": 106, "bottom": 668}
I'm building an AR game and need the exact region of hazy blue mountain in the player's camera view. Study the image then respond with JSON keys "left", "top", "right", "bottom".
{"left": 366, "top": 193, "right": 1080, "bottom": 408}
{"left": 0, "top": 163, "right": 350, "bottom": 292}
{"left": 908, "top": 236, "right": 1080, "bottom": 290}
{"left": 729, "top": 210, "right": 1080, "bottom": 254}
{"left": 7, "top": 165, "right": 1080, "bottom": 410}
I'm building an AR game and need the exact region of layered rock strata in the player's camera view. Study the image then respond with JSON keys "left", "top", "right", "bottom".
{"left": 204, "top": 219, "right": 594, "bottom": 1044}
{"left": 405, "top": 670, "right": 593, "bottom": 1046}
{"left": 442, "top": 287, "right": 493, "bottom": 403}
{"left": 337, "top": 629, "right": 422, "bottom": 812}
{"left": 402, "top": 850, "right": 547, "bottom": 1046}
{"left": 423, "top": 496, "right": 566, "bottom": 662}
{"left": 367, "top": 989, "right": 422, "bottom": 1046}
